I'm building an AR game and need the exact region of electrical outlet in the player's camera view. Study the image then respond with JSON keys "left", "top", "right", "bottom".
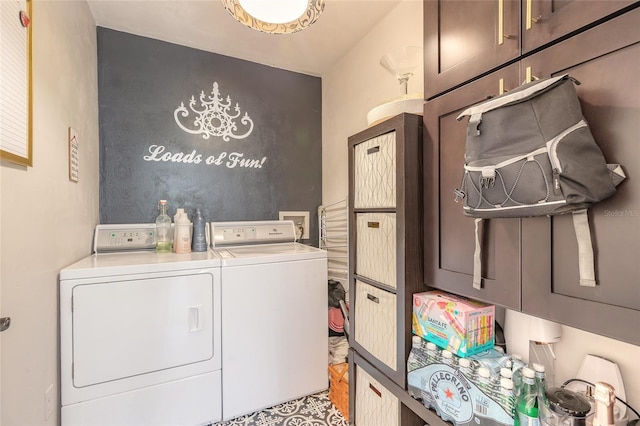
{"left": 44, "top": 384, "right": 54, "bottom": 420}
{"left": 279, "top": 211, "right": 310, "bottom": 240}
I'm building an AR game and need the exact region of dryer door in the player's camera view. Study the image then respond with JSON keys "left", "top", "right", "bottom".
{"left": 71, "top": 272, "right": 214, "bottom": 387}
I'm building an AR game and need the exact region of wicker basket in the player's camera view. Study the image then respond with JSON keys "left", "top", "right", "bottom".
{"left": 328, "top": 362, "right": 349, "bottom": 420}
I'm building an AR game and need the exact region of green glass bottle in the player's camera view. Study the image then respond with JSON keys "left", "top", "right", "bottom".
{"left": 516, "top": 367, "right": 539, "bottom": 426}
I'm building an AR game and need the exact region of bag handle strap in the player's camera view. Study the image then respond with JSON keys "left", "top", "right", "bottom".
{"left": 572, "top": 210, "right": 597, "bottom": 287}
{"left": 473, "top": 218, "right": 483, "bottom": 289}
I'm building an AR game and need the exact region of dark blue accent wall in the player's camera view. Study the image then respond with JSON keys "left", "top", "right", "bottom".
{"left": 97, "top": 28, "right": 322, "bottom": 245}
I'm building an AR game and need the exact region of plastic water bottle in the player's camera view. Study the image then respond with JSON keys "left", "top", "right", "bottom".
{"left": 155, "top": 200, "right": 172, "bottom": 253}
{"left": 426, "top": 341, "right": 440, "bottom": 364}
{"left": 476, "top": 366, "right": 495, "bottom": 398}
{"left": 499, "top": 377, "right": 517, "bottom": 423}
{"left": 516, "top": 367, "right": 539, "bottom": 426}
{"left": 191, "top": 208, "right": 208, "bottom": 252}
{"left": 407, "top": 336, "right": 429, "bottom": 372}
{"left": 458, "top": 357, "right": 475, "bottom": 381}
{"left": 441, "top": 349, "right": 456, "bottom": 368}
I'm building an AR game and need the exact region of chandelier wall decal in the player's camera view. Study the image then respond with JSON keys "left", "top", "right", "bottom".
{"left": 220, "top": 0, "right": 325, "bottom": 34}
{"left": 174, "top": 82, "right": 254, "bottom": 141}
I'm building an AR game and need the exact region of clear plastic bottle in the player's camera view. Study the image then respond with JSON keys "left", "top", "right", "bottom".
{"left": 516, "top": 367, "right": 539, "bottom": 426}
{"left": 500, "top": 377, "right": 517, "bottom": 423}
{"left": 511, "top": 354, "right": 525, "bottom": 397}
{"left": 441, "top": 349, "right": 456, "bottom": 368}
{"left": 426, "top": 341, "right": 440, "bottom": 364}
{"left": 476, "top": 366, "right": 495, "bottom": 398}
{"left": 407, "top": 336, "right": 429, "bottom": 372}
{"left": 155, "top": 200, "right": 172, "bottom": 253}
{"left": 191, "top": 208, "right": 208, "bottom": 252}
{"left": 458, "top": 357, "right": 475, "bottom": 381}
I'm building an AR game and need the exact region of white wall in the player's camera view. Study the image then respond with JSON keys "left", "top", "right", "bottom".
{"left": 322, "top": 0, "right": 640, "bottom": 417}
{"left": 0, "top": 1, "right": 99, "bottom": 424}
{"left": 506, "top": 310, "right": 640, "bottom": 413}
{"left": 322, "top": 0, "right": 424, "bottom": 206}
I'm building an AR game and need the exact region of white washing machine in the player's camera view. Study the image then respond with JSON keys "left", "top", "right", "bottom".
{"left": 210, "top": 220, "right": 328, "bottom": 421}
{"left": 59, "top": 224, "right": 222, "bottom": 426}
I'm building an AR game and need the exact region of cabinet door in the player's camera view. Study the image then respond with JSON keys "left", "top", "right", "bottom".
{"left": 521, "top": 8, "right": 640, "bottom": 345}
{"left": 522, "top": 0, "right": 638, "bottom": 54}
{"left": 424, "top": 0, "right": 520, "bottom": 99}
{"left": 424, "top": 64, "right": 521, "bottom": 310}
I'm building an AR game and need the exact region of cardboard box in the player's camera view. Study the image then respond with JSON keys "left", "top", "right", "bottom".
{"left": 412, "top": 291, "right": 494, "bottom": 357}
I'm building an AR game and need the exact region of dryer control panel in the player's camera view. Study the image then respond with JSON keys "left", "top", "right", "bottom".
{"left": 93, "top": 224, "right": 156, "bottom": 253}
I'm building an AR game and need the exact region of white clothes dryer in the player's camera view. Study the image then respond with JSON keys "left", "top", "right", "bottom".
{"left": 210, "top": 221, "right": 328, "bottom": 421}
{"left": 59, "top": 224, "right": 222, "bottom": 426}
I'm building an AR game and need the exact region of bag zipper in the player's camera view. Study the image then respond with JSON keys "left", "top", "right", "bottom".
{"left": 546, "top": 120, "right": 588, "bottom": 195}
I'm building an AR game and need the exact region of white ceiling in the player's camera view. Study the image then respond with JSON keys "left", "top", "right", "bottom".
{"left": 87, "top": 0, "right": 401, "bottom": 77}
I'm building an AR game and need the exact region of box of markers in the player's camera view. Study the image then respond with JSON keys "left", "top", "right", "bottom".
{"left": 412, "top": 291, "right": 495, "bottom": 357}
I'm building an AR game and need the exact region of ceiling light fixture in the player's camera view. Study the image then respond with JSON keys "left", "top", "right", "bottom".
{"left": 221, "top": 0, "right": 325, "bottom": 34}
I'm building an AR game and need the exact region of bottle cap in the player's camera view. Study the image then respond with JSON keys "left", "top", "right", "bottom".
{"left": 442, "top": 349, "right": 453, "bottom": 359}
{"left": 459, "top": 358, "right": 471, "bottom": 368}
{"left": 426, "top": 342, "right": 437, "bottom": 351}
{"left": 523, "top": 366, "right": 535, "bottom": 379}
{"left": 477, "top": 367, "right": 491, "bottom": 378}
{"left": 532, "top": 363, "right": 545, "bottom": 373}
{"left": 500, "top": 367, "right": 513, "bottom": 379}
{"left": 501, "top": 378, "right": 515, "bottom": 390}
{"left": 412, "top": 335, "right": 422, "bottom": 345}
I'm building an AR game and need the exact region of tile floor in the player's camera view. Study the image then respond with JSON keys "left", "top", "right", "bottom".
{"left": 212, "top": 390, "right": 349, "bottom": 426}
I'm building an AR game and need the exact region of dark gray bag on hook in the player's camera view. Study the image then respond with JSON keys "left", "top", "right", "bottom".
{"left": 455, "top": 74, "right": 625, "bottom": 289}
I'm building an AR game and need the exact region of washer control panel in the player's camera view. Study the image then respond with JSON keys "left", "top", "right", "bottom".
{"left": 210, "top": 220, "right": 295, "bottom": 247}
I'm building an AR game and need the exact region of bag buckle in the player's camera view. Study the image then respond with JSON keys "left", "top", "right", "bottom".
{"left": 480, "top": 167, "right": 496, "bottom": 188}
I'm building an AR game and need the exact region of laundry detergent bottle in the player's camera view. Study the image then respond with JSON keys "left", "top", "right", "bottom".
{"left": 191, "top": 208, "right": 208, "bottom": 252}
{"left": 173, "top": 208, "right": 192, "bottom": 254}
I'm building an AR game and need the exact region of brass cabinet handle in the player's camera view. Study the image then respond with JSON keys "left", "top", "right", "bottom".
{"left": 369, "top": 383, "right": 382, "bottom": 398}
{"left": 526, "top": 0, "right": 543, "bottom": 29}
{"left": 523, "top": 66, "right": 540, "bottom": 84}
{"left": 499, "top": 78, "right": 508, "bottom": 95}
{"left": 498, "top": 0, "right": 505, "bottom": 44}
{"left": 367, "top": 222, "right": 380, "bottom": 228}
{"left": 367, "top": 146, "right": 380, "bottom": 155}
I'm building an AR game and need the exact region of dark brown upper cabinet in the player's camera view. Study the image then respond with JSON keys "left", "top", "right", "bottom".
{"left": 520, "top": 7, "right": 640, "bottom": 345}
{"left": 423, "top": 63, "right": 522, "bottom": 310}
{"left": 424, "top": 0, "right": 520, "bottom": 99}
{"left": 424, "top": 0, "right": 638, "bottom": 100}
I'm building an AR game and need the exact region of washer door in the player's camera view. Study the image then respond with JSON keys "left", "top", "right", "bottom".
{"left": 72, "top": 273, "right": 214, "bottom": 387}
